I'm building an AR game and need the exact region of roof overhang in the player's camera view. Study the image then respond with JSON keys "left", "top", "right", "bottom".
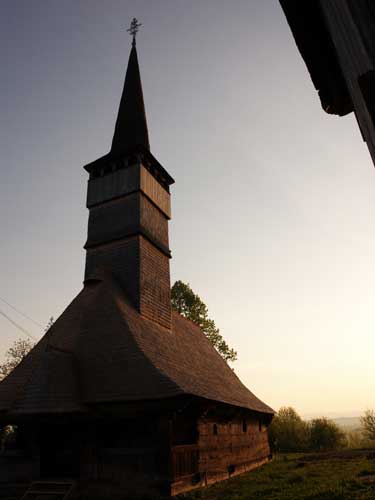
{"left": 84, "top": 145, "right": 174, "bottom": 191}
{"left": 279, "top": 0, "right": 353, "bottom": 116}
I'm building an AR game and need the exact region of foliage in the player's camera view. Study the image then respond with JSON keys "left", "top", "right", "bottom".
{"left": 44, "top": 316, "right": 54, "bottom": 332}
{"left": 171, "top": 280, "right": 237, "bottom": 363}
{"left": 345, "top": 429, "right": 374, "bottom": 449}
{"left": 184, "top": 450, "right": 375, "bottom": 500}
{"left": 309, "top": 418, "right": 347, "bottom": 451}
{"left": 361, "top": 410, "right": 375, "bottom": 442}
{"left": 269, "top": 408, "right": 347, "bottom": 453}
{"left": 0, "top": 317, "right": 53, "bottom": 381}
{"left": 268, "top": 407, "right": 309, "bottom": 452}
{"left": 0, "top": 338, "right": 35, "bottom": 380}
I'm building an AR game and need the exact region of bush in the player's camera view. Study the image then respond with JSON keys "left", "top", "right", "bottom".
{"left": 268, "top": 407, "right": 309, "bottom": 452}
{"left": 345, "top": 429, "right": 374, "bottom": 449}
{"left": 361, "top": 410, "right": 375, "bottom": 442}
{"left": 269, "top": 408, "right": 347, "bottom": 452}
{"left": 309, "top": 418, "right": 347, "bottom": 451}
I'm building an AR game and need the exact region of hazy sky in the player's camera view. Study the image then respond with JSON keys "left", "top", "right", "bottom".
{"left": 1, "top": 0, "right": 375, "bottom": 417}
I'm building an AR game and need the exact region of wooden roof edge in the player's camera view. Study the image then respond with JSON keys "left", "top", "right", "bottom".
{"left": 279, "top": 0, "right": 353, "bottom": 116}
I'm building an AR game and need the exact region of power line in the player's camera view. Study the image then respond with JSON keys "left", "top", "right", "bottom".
{"left": 0, "top": 309, "right": 37, "bottom": 341}
{"left": 0, "top": 296, "right": 43, "bottom": 328}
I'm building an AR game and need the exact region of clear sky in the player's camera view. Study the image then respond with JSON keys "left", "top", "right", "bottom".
{"left": 1, "top": 0, "right": 374, "bottom": 418}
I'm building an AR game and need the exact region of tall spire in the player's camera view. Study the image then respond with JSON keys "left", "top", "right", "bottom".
{"left": 111, "top": 19, "right": 150, "bottom": 154}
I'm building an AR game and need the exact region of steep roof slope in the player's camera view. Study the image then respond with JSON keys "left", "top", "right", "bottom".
{"left": 111, "top": 44, "right": 150, "bottom": 153}
{"left": 0, "top": 274, "right": 273, "bottom": 418}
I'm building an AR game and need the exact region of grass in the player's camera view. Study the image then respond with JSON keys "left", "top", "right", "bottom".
{"left": 3, "top": 450, "right": 375, "bottom": 500}
{"left": 181, "top": 450, "right": 375, "bottom": 500}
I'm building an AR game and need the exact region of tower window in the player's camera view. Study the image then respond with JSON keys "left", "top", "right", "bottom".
{"left": 242, "top": 419, "right": 247, "bottom": 433}
{"left": 259, "top": 419, "right": 262, "bottom": 432}
{"left": 213, "top": 424, "right": 218, "bottom": 435}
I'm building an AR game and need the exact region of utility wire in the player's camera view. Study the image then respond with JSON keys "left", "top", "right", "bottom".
{"left": 0, "top": 309, "right": 37, "bottom": 341}
{"left": 0, "top": 296, "right": 43, "bottom": 329}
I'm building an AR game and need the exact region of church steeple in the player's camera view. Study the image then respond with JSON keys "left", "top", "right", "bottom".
{"left": 83, "top": 19, "right": 173, "bottom": 187}
{"left": 111, "top": 32, "right": 150, "bottom": 153}
{"left": 83, "top": 23, "right": 174, "bottom": 329}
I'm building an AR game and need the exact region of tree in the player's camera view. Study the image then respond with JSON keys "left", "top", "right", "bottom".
{"left": 171, "top": 280, "right": 237, "bottom": 363}
{"left": 44, "top": 316, "right": 54, "bottom": 332}
{"left": 0, "top": 338, "right": 35, "bottom": 380}
{"left": 309, "top": 417, "right": 346, "bottom": 451}
{"left": 0, "top": 317, "right": 54, "bottom": 381}
{"left": 361, "top": 410, "right": 375, "bottom": 442}
{"left": 268, "top": 406, "right": 309, "bottom": 452}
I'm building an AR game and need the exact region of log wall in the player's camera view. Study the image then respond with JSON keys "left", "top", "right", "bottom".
{"left": 170, "top": 414, "right": 272, "bottom": 495}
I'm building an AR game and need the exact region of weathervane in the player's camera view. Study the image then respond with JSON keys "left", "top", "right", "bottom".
{"left": 127, "top": 17, "right": 142, "bottom": 46}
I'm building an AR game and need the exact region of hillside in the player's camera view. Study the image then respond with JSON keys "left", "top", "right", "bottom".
{"left": 333, "top": 417, "right": 361, "bottom": 430}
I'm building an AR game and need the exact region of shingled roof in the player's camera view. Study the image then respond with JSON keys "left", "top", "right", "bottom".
{"left": 0, "top": 273, "right": 273, "bottom": 418}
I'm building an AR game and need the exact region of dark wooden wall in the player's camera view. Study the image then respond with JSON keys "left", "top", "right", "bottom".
{"left": 170, "top": 413, "right": 271, "bottom": 495}
{"left": 2, "top": 404, "right": 272, "bottom": 497}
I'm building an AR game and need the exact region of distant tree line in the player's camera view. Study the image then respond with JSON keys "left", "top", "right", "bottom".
{"left": 269, "top": 407, "right": 375, "bottom": 453}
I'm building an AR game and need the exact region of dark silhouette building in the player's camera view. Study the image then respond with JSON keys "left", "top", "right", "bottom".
{"left": 280, "top": 0, "right": 375, "bottom": 167}
{"left": 0, "top": 33, "right": 273, "bottom": 498}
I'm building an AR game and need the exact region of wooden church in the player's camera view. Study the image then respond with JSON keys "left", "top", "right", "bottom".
{"left": 0, "top": 22, "right": 274, "bottom": 498}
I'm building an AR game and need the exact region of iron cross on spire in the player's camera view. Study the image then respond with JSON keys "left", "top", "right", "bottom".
{"left": 127, "top": 17, "right": 142, "bottom": 47}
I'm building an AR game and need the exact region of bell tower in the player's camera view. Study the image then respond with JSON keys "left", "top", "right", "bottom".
{"left": 83, "top": 19, "right": 174, "bottom": 329}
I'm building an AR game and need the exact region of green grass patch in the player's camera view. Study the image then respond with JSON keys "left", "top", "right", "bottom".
{"left": 182, "top": 451, "right": 375, "bottom": 500}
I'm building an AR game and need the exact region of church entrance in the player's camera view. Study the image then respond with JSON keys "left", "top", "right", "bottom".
{"left": 40, "top": 424, "right": 80, "bottom": 478}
